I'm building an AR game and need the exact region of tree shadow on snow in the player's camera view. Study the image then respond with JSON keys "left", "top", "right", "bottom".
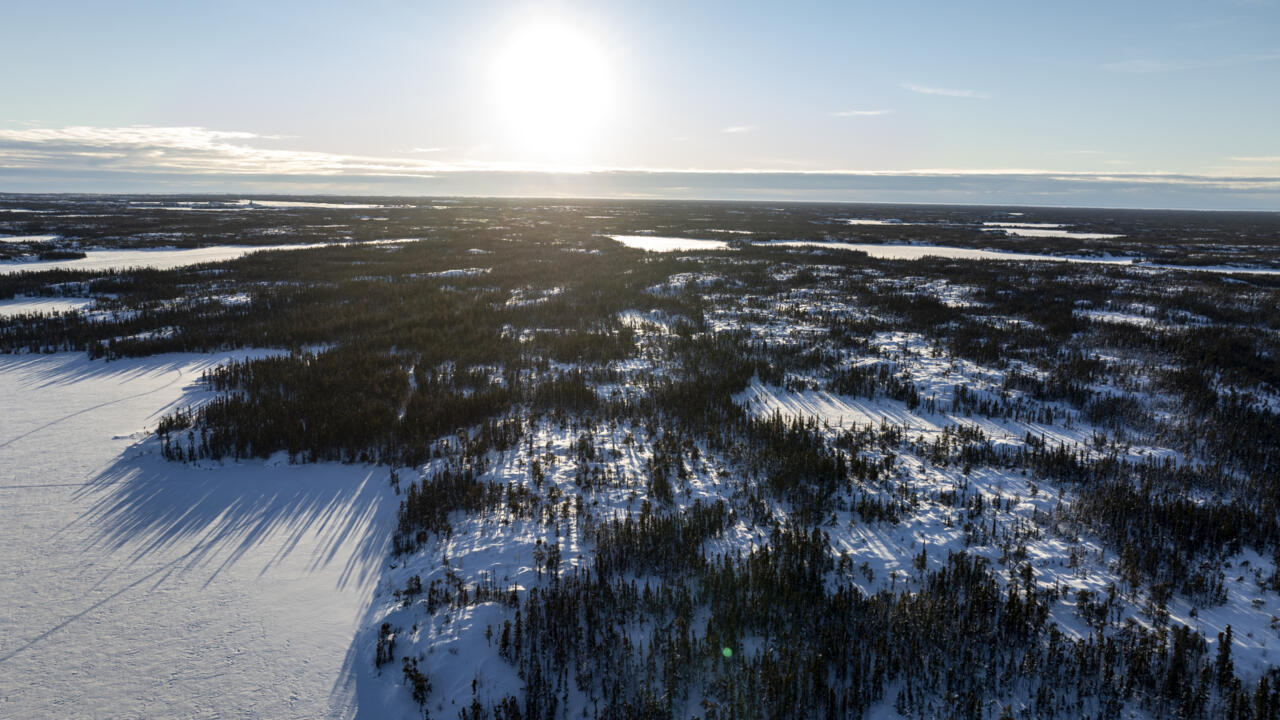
{"left": 73, "top": 452, "right": 395, "bottom": 592}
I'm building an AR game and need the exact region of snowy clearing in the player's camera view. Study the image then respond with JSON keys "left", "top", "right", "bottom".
{"left": 0, "top": 296, "right": 96, "bottom": 317}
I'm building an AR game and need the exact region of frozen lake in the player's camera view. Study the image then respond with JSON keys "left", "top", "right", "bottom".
{"left": 0, "top": 352, "right": 394, "bottom": 718}
{"left": 130, "top": 200, "right": 398, "bottom": 210}
{"left": 982, "top": 222, "right": 1124, "bottom": 240}
{"left": 761, "top": 240, "right": 1280, "bottom": 275}
{"left": 606, "top": 235, "right": 731, "bottom": 252}
{"left": 603, "top": 233, "right": 1280, "bottom": 275}
{"left": 842, "top": 218, "right": 922, "bottom": 226}
{"left": 0, "top": 244, "right": 328, "bottom": 275}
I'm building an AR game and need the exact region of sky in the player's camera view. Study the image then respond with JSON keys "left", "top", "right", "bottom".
{"left": 1, "top": 0, "right": 1278, "bottom": 209}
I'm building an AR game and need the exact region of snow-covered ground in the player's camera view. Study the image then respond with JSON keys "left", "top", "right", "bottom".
{"left": 982, "top": 223, "right": 1124, "bottom": 239}
{"left": 357, "top": 417, "right": 769, "bottom": 717}
{"left": 0, "top": 352, "right": 395, "bottom": 718}
{"left": 761, "top": 240, "right": 1280, "bottom": 275}
{"left": 0, "top": 244, "right": 329, "bottom": 275}
{"left": 606, "top": 235, "right": 732, "bottom": 252}
{"left": 129, "top": 200, "right": 400, "bottom": 210}
{"left": 0, "top": 296, "right": 97, "bottom": 318}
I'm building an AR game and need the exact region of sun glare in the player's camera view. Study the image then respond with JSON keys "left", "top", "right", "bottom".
{"left": 491, "top": 19, "right": 613, "bottom": 165}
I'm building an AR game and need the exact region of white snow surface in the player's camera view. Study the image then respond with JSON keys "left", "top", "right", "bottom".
{"left": 0, "top": 296, "right": 96, "bottom": 317}
{"left": 843, "top": 219, "right": 907, "bottom": 226}
{"left": 0, "top": 352, "right": 396, "bottom": 718}
{"left": 427, "top": 267, "right": 491, "bottom": 278}
{"left": 761, "top": 240, "right": 1280, "bottom": 275}
{"left": 606, "top": 235, "right": 732, "bottom": 252}
{"left": 0, "top": 244, "right": 328, "bottom": 275}
{"left": 990, "top": 228, "right": 1125, "bottom": 239}
{"left": 130, "top": 200, "right": 399, "bottom": 210}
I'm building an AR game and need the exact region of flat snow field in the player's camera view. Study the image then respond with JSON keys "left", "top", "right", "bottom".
{"left": 0, "top": 352, "right": 395, "bottom": 719}
{"left": 0, "top": 245, "right": 326, "bottom": 275}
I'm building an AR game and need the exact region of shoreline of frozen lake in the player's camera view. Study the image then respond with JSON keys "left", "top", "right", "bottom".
{"left": 761, "top": 240, "right": 1280, "bottom": 275}
{"left": 0, "top": 351, "right": 395, "bottom": 718}
{"left": 606, "top": 235, "right": 732, "bottom": 252}
{"left": 0, "top": 244, "right": 329, "bottom": 275}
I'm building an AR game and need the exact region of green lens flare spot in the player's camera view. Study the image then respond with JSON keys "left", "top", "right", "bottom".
{"left": 722, "top": 647, "right": 732, "bottom": 658}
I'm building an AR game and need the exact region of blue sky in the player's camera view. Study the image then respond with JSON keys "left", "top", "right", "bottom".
{"left": 1, "top": 0, "right": 1278, "bottom": 208}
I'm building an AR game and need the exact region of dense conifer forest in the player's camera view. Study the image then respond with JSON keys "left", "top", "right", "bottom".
{"left": 3, "top": 196, "right": 1280, "bottom": 718}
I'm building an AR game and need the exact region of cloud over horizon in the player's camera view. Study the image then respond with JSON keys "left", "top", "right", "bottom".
{"left": 0, "top": 125, "right": 1278, "bottom": 210}
{"left": 0, "top": 125, "right": 460, "bottom": 178}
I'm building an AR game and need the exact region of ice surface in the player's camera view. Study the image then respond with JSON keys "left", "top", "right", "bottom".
{"left": 129, "top": 200, "right": 398, "bottom": 210}
{"left": 606, "top": 235, "right": 732, "bottom": 252}
{"left": 761, "top": 240, "right": 1280, "bottom": 275}
{"left": 986, "top": 227, "right": 1124, "bottom": 239}
{"left": 981, "top": 222, "right": 1067, "bottom": 229}
{"left": 0, "top": 352, "right": 395, "bottom": 718}
{"left": 842, "top": 218, "right": 922, "bottom": 226}
{"left": 0, "top": 244, "right": 326, "bottom": 275}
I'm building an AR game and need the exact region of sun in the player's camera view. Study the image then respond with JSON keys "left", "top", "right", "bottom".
{"left": 490, "top": 19, "right": 614, "bottom": 165}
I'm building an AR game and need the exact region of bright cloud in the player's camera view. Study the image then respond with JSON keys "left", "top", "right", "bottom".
{"left": 902, "top": 84, "right": 990, "bottom": 99}
{"left": 0, "top": 126, "right": 481, "bottom": 177}
{"left": 1, "top": 125, "right": 1278, "bottom": 210}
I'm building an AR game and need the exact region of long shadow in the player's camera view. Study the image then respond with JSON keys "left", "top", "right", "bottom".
{"left": 0, "top": 350, "right": 272, "bottom": 391}
{"left": 0, "top": 351, "right": 397, "bottom": 704}
{"left": 335, "top": 504, "right": 411, "bottom": 719}
{"left": 72, "top": 452, "right": 395, "bottom": 592}
{"left": 2, "top": 445, "right": 397, "bottom": 675}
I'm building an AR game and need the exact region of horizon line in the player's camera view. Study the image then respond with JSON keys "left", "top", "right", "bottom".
{"left": 3, "top": 189, "right": 1279, "bottom": 215}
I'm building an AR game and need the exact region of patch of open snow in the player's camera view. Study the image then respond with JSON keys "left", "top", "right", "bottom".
{"left": 0, "top": 244, "right": 329, "bottom": 275}
{"left": 0, "top": 296, "right": 96, "bottom": 317}
{"left": 606, "top": 235, "right": 731, "bottom": 252}
{"left": 761, "top": 240, "right": 1280, "bottom": 275}
{"left": 131, "top": 199, "right": 405, "bottom": 211}
{"left": 427, "top": 267, "right": 491, "bottom": 278}
{"left": 842, "top": 218, "right": 922, "bottom": 226}
{"left": 985, "top": 227, "right": 1124, "bottom": 240}
{"left": 1077, "top": 310, "right": 1160, "bottom": 328}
